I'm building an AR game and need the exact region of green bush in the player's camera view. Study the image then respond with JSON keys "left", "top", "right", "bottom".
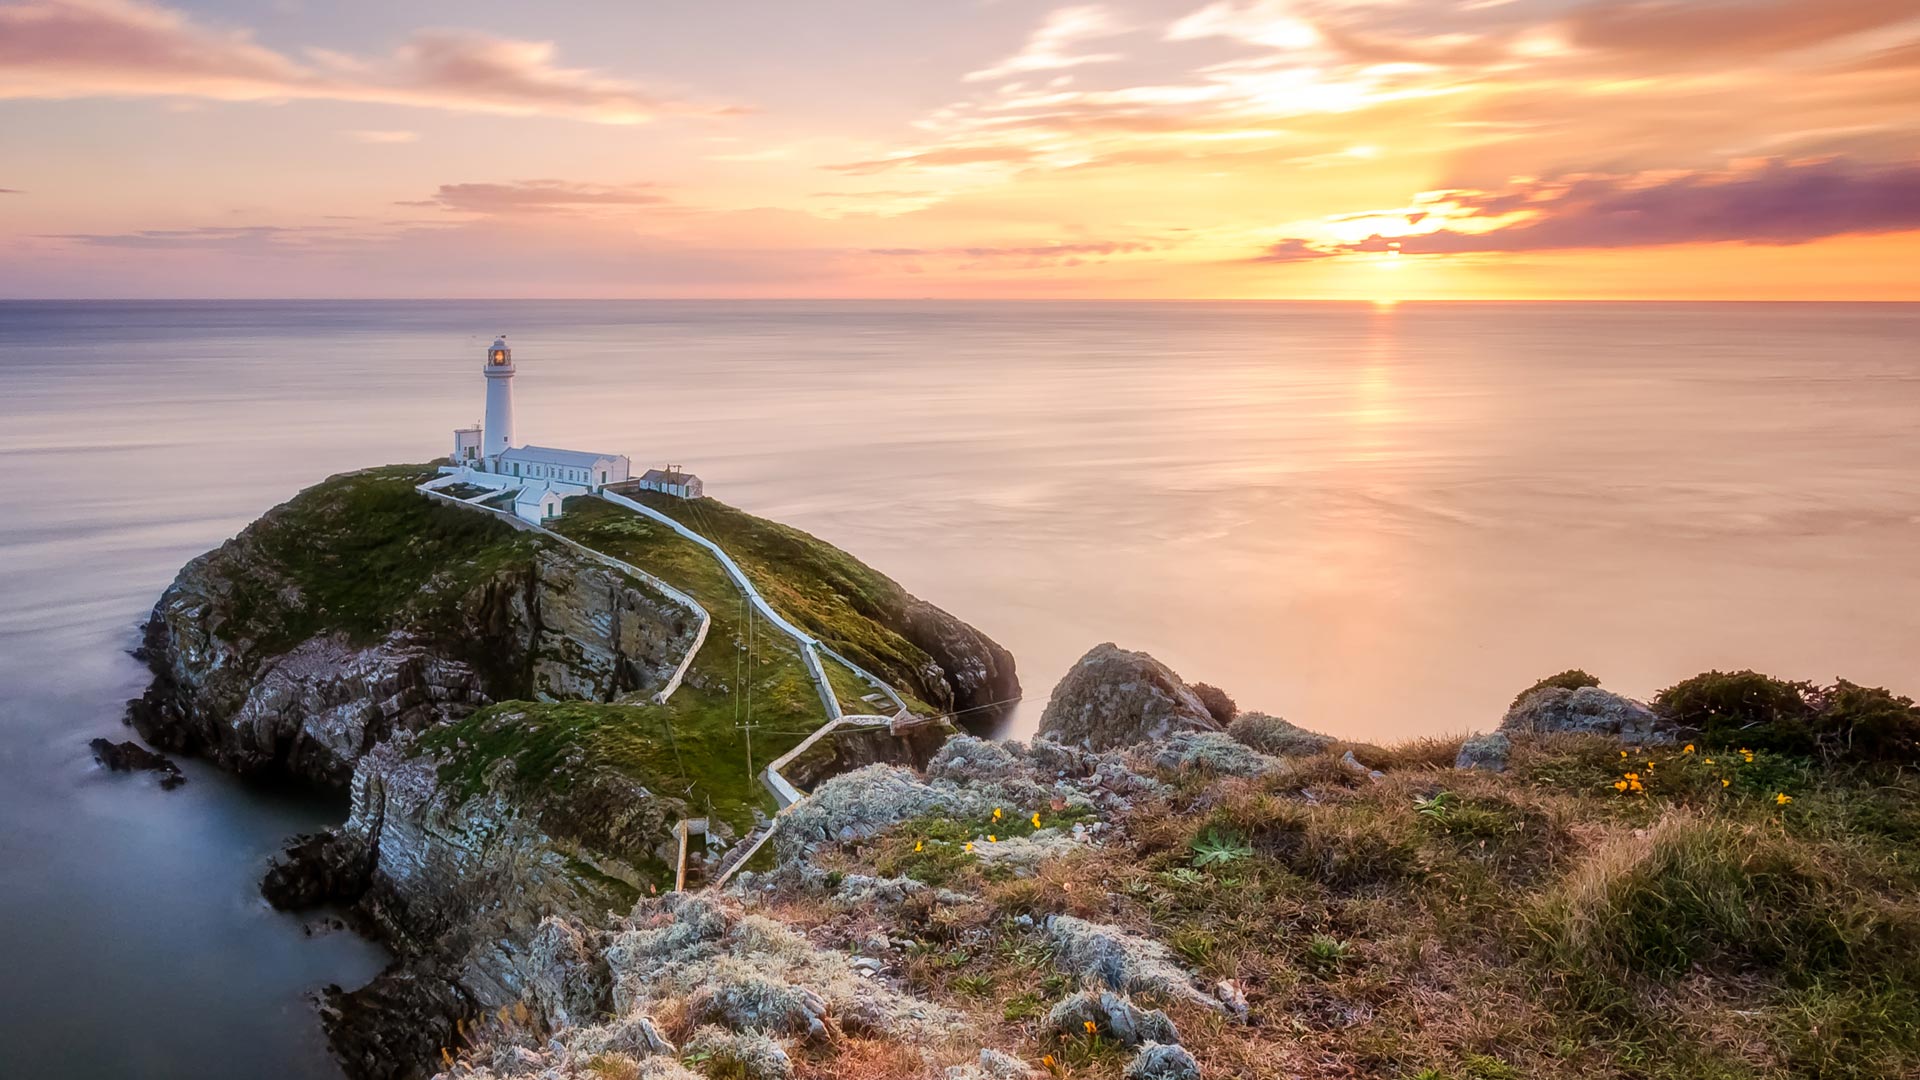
{"left": 1655, "top": 670, "right": 1817, "bottom": 754}
{"left": 1655, "top": 671, "right": 1920, "bottom": 764}
{"left": 1818, "top": 680, "right": 1920, "bottom": 764}
{"left": 1511, "top": 669, "right": 1600, "bottom": 708}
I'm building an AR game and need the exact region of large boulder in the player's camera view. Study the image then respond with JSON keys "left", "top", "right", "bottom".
{"left": 1500, "top": 685, "right": 1680, "bottom": 745}
{"left": 1037, "top": 644, "right": 1220, "bottom": 752}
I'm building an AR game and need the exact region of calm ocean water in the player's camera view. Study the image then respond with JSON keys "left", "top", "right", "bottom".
{"left": 2, "top": 299, "right": 1917, "bottom": 1075}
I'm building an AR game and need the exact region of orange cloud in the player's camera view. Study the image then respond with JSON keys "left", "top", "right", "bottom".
{"left": 0, "top": 0, "right": 742, "bottom": 123}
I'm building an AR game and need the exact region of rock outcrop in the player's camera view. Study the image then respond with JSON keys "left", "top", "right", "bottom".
{"left": 1037, "top": 643, "right": 1220, "bottom": 752}
{"left": 126, "top": 468, "right": 699, "bottom": 789}
{"left": 1500, "top": 685, "right": 1688, "bottom": 745}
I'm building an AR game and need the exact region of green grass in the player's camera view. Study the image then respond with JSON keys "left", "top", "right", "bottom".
{"left": 228, "top": 464, "right": 539, "bottom": 655}
{"left": 613, "top": 490, "right": 946, "bottom": 712}
{"left": 544, "top": 496, "right": 838, "bottom": 831}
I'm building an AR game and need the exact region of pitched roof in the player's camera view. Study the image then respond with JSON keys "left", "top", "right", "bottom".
{"left": 512, "top": 483, "right": 563, "bottom": 508}
{"left": 500, "top": 445, "right": 627, "bottom": 469}
{"left": 640, "top": 468, "right": 700, "bottom": 483}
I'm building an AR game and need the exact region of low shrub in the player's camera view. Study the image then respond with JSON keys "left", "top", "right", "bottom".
{"left": 1511, "top": 669, "right": 1601, "bottom": 708}
{"left": 1191, "top": 682, "right": 1238, "bottom": 724}
{"left": 1655, "top": 671, "right": 1920, "bottom": 764}
{"left": 1654, "top": 670, "right": 1818, "bottom": 754}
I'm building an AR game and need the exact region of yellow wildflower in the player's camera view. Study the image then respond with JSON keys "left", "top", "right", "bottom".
{"left": 1776, "top": 792, "right": 1793, "bottom": 805}
{"left": 1613, "top": 780, "right": 1629, "bottom": 792}
{"left": 1704, "top": 758, "right": 1715, "bottom": 765}
{"left": 914, "top": 840, "right": 923, "bottom": 853}
{"left": 988, "top": 834, "right": 998, "bottom": 843}
{"left": 964, "top": 842, "right": 974, "bottom": 853}
{"left": 1032, "top": 812, "right": 1043, "bottom": 829}
{"left": 993, "top": 807, "right": 1003, "bottom": 821}
{"left": 1620, "top": 750, "right": 1628, "bottom": 758}
{"left": 1629, "top": 779, "right": 1644, "bottom": 792}
{"left": 1624, "top": 772, "right": 1640, "bottom": 781}
{"left": 1043, "top": 1056, "right": 1057, "bottom": 1070}
{"left": 1084, "top": 1020, "right": 1097, "bottom": 1035}
{"left": 1721, "top": 778, "right": 1730, "bottom": 788}
{"left": 1683, "top": 744, "right": 1695, "bottom": 754}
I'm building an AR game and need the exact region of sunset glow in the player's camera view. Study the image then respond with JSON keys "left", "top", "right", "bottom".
{"left": 4, "top": 0, "right": 1917, "bottom": 299}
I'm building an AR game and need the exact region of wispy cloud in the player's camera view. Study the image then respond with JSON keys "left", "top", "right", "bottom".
{"left": 1255, "top": 157, "right": 1920, "bottom": 261}
{"left": 1563, "top": 0, "right": 1920, "bottom": 63}
{"left": 344, "top": 129, "right": 417, "bottom": 144}
{"left": 0, "top": 0, "right": 743, "bottom": 123}
{"left": 402, "top": 180, "right": 671, "bottom": 215}
{"left": 824, "top": 144, "right": 1041, "bottom": 175}
{"left": 965, "top": 5, "right": 1128, "bottom": 83}
{"left": 44, "top": 224, "right": 340, "bottom": 252}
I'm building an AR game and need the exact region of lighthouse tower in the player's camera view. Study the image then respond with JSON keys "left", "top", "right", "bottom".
{"left": 482, "top": 335, "right": 516, "bottom": 458}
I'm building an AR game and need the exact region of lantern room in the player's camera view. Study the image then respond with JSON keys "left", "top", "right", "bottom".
{"left": 486, "top": 336, "right": 513, "bottom": 369}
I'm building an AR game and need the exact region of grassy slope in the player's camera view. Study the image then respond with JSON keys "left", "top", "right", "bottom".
{"left": 540, "top": 496, "right": 830, "bottom": 831}
{"left": 618, "top": 490, "right": 940, "bottom": 713}
{"left": 793, "top": 736, "right": 1920, "bottom": 1080}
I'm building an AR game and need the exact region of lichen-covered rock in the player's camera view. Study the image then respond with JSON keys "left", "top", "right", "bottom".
{"left": 525, "top": 918, "right": 612, "bottom": 1029}
{"left": 604, "top": 893, "right": 958, "bottom": 1043}
{"left": 1455, "top": 731, "right": 1511, "bottom": 772}
{"left": 1146, "top": 731, "right": 1289, "bottom": 778}
{"left": 1226, "top": 711, "right": 1335, "bottom": 757}
{"left": 928, "top": 735, "right": 1027, "bottom": 782}
{"left": 1501, "top": 685, "right": 1679, "bottom": 744}
{"left": 1046, "top": 989, "right": 1180, "bottom": 1046}
{"left": 1125, "top": 1042, "right": 1201, "bottom": 1080}
{"left": 1044, "top": 916, "right": 1220, "bottom": 1012}
{"left": 1037, "top": 644, "right": 1220, "bottom": 752}
{"left": 775, "top": 763, "right": 1077, "bottom": 863}
{"left": 683, "top": 1026, "right": 793, "bottom": 1080}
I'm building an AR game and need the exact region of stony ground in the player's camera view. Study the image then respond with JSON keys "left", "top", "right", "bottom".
{"left": 430, "top": 653, "right": 1920, "bottom": 1080}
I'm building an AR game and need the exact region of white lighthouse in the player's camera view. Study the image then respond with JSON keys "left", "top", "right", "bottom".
{"left": 437, "top": 335, "right": 637, "bottom": 523}
{"left": 482, "top": 335, "right": 516, "bottom": 457}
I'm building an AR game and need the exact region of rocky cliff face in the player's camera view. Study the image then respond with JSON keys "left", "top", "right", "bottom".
{"left": 129, "top": 468, "right": 696, "bottom": 789}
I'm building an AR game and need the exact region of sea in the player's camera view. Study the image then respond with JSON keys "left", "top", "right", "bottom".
{"left": 1, "top": 299, "right": 1916, "bottom": 1076}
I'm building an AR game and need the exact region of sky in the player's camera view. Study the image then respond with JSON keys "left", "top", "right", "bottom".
{"left": 2, "top": 0, "right": 1918, "bottom": 300}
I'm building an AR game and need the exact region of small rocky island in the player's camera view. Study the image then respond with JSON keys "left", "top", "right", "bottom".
{"left": 124, "top": 465, "right": 1920, "bottom": 1080}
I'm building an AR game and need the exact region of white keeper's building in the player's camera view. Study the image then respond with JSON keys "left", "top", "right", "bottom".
{"left": 428, "top": 336, "right": 643, "bottom": 523}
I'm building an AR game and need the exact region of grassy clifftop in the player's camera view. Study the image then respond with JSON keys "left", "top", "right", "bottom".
{"left": 223, "top": 464, "right": 540, "bottom": 656}
{"left": 604, "top": 489, "right": 1016, "bottom": 716}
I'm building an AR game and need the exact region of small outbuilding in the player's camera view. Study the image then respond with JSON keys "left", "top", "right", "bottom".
{"left": 636, "top": 467, "right": 704, "bottom": 499}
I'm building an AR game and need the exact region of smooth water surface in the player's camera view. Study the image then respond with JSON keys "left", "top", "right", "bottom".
{"left": 1, "top": 299, "right": 1917, "bottom": 1075}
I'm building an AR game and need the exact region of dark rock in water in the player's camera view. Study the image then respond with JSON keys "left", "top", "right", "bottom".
{"left": 89, "top": 737, "right": 186, "bottom": 789}
{"left": 318, "top": 960, "right": 471, "bottom": 1080}
{"left": 263, "top": 831, "right": 373, "bottom": 911}
{"left": 1038, "top": 643, "right": 1221, "bottom": 752}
